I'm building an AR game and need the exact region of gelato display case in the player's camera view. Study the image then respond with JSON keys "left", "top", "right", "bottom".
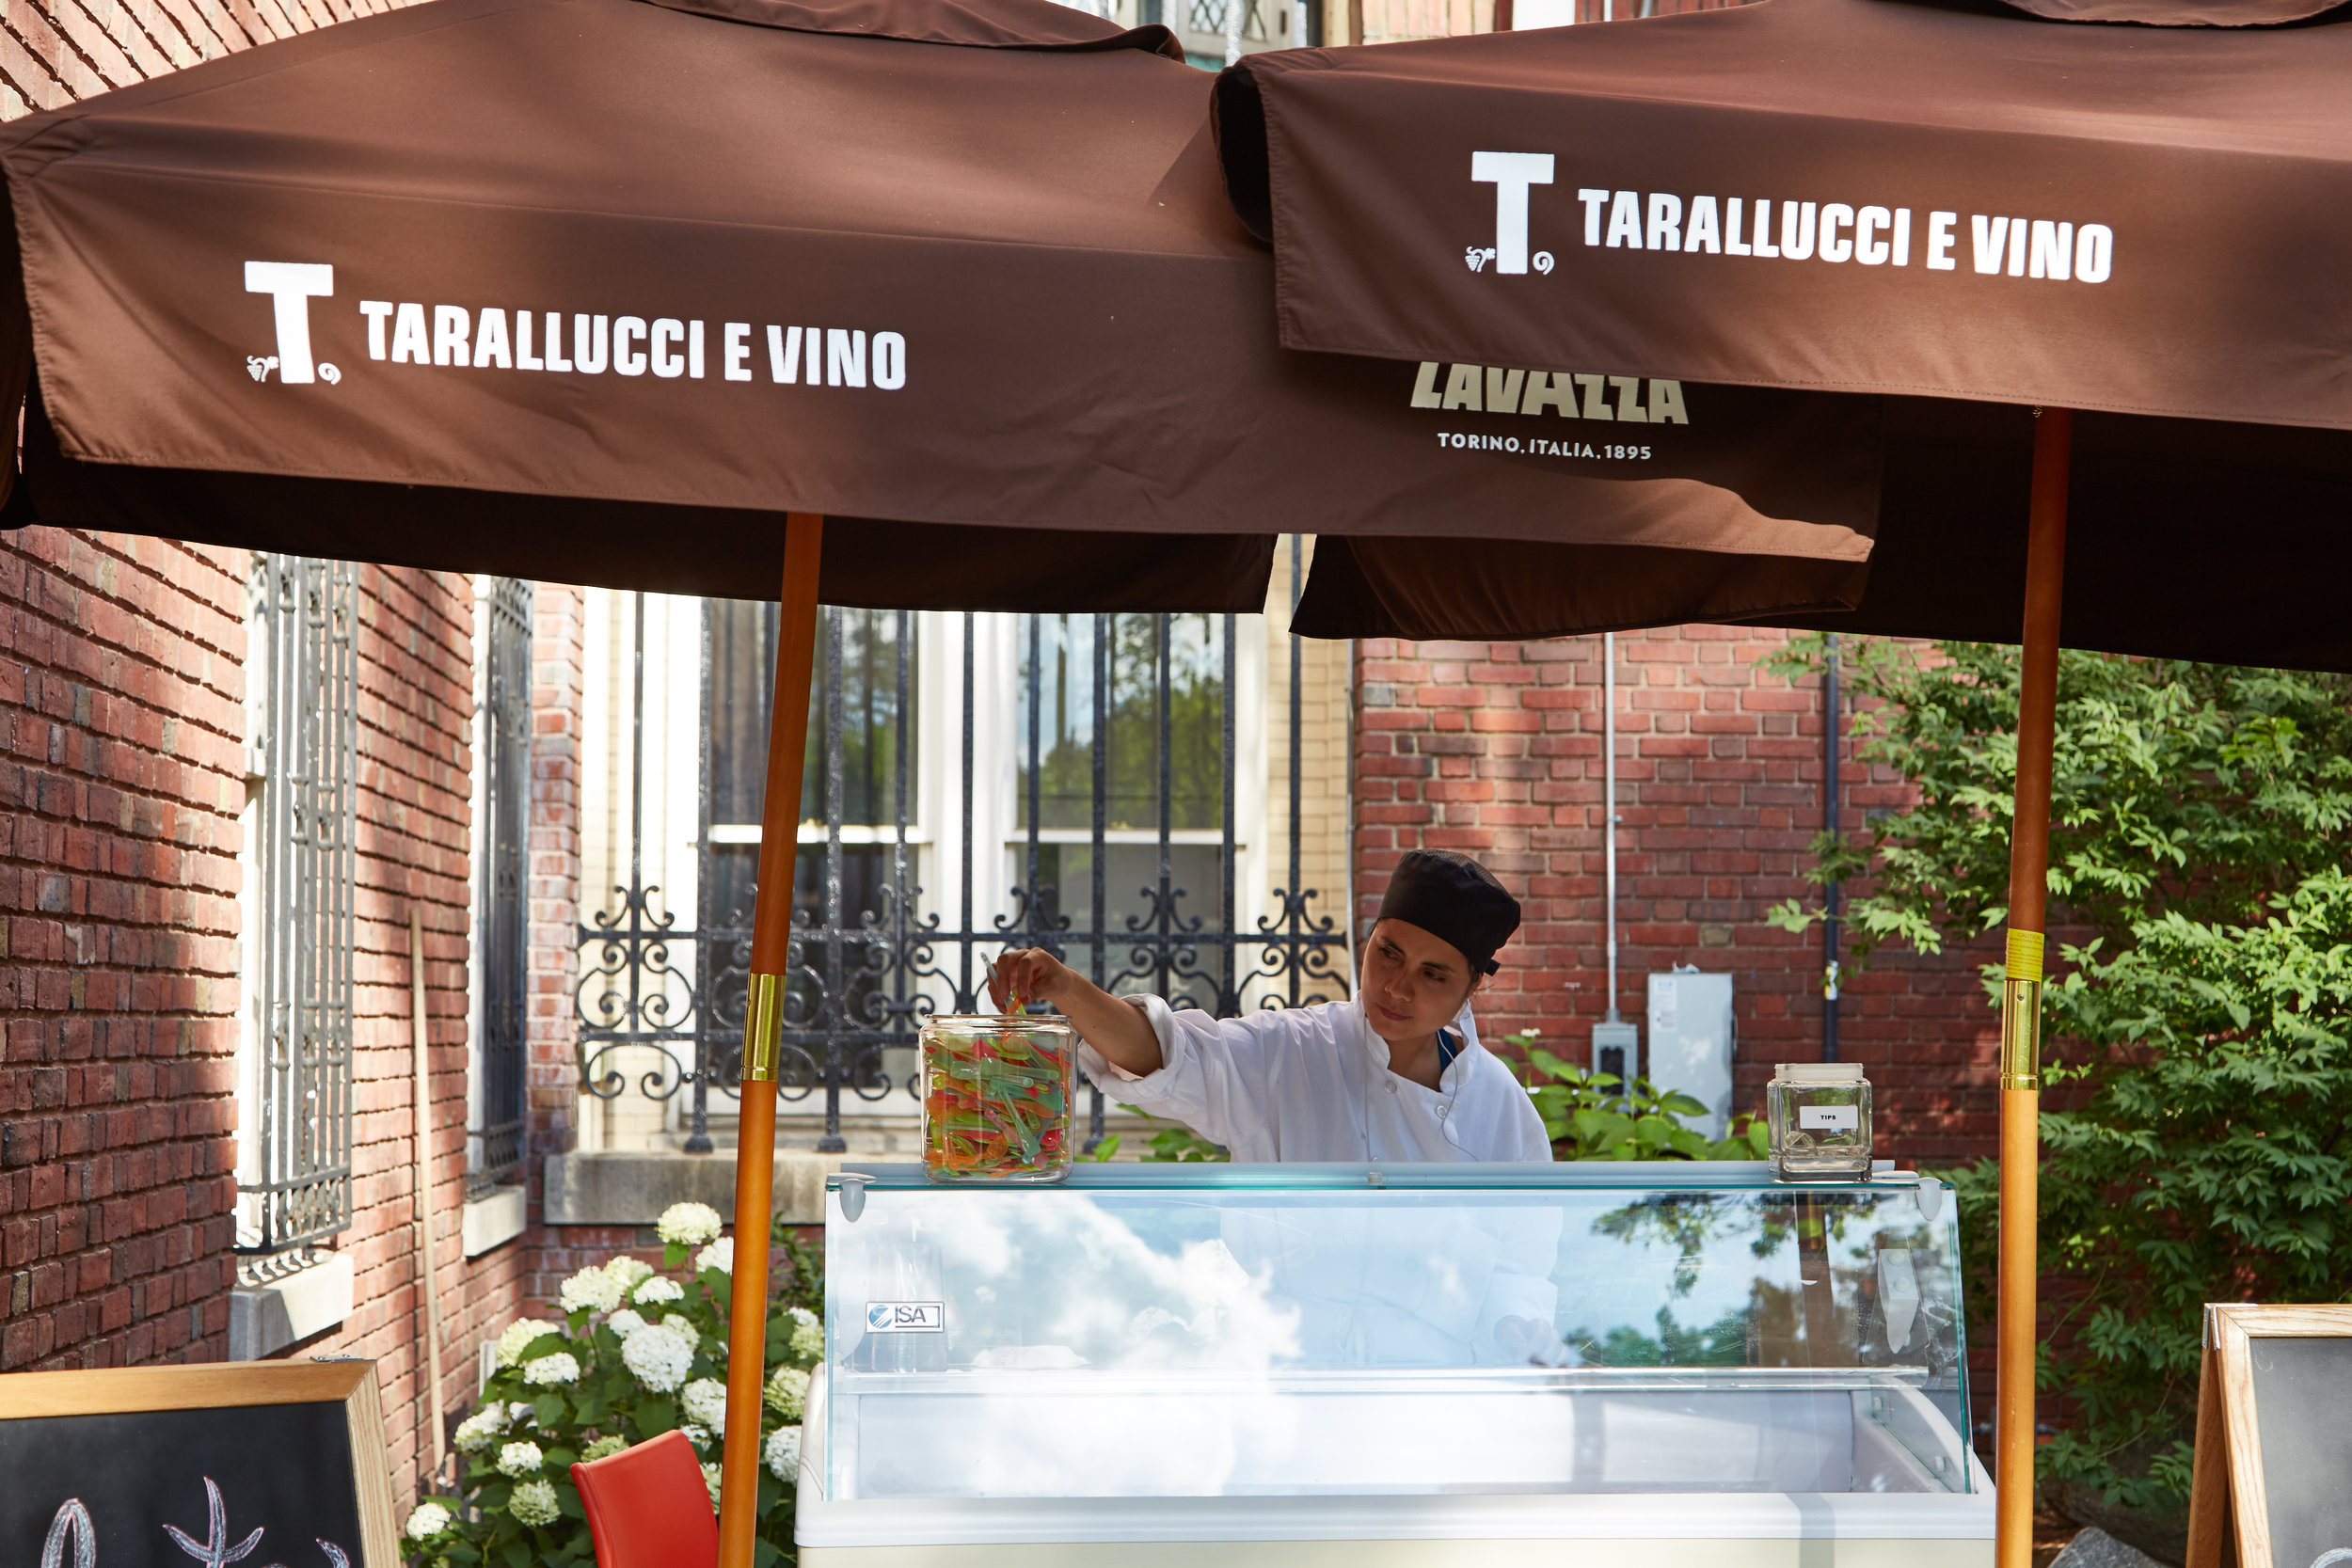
{"left": 797, "top": 1162, "right": 1991, "bottom": 1566}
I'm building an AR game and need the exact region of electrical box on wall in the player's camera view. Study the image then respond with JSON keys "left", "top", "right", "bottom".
{"left": 1591, "top": 1020, "right": 1640, "bottom": 1084}
{"left": 1647, "top": 968, "right": 1736, "bottom": 1138}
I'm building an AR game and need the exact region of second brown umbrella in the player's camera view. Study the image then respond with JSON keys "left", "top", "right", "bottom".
{"left": 1216, "top": 4, "right": 2352, "bottom": 1565}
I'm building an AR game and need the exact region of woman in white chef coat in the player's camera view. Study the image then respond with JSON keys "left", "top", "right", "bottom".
{"left": 990, "top": 848, "right": 1551, "bottom": 1164}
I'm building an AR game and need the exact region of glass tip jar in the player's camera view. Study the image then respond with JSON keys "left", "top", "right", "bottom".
{"left": 1766, "top": 1062, "right": 1873, "bottom": 1181}
{"left": 921, "top": 1014, "right": 1079, "bottom": 1184}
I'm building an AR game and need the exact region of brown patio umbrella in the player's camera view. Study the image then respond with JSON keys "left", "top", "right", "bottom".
{"left": 1215, "top": 2, "right": 2352, "bottom": 1562}
{"left": 0, "top": 0, "right": 1909, "bottom": 1556}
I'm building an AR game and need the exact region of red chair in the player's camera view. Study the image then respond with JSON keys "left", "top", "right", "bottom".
{"left": 571, "top": 1430, "right": 718, "bottom": 1568}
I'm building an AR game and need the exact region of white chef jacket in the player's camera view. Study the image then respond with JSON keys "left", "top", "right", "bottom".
{"left": 1077, "top": 993, "right": 1554, "bottom": 1163}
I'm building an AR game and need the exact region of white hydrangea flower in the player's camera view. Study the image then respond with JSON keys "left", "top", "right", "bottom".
{"left": 495, "top": 1319, "right": 563, "bottom": 1368}
{"left": 764, "top": 1366, "right": 809, "bottom": 1420}
{"left": 700, "top": 1462, "right": 723, "bottom": 1510}
{"left": 507, "top": 1401, "right": 537, "bottom": 1427}
{"left": 453, "top": 1407, "right": 506, "bottom": 1453}
{"left": 680, "top": 1377, "right": 727, "bottom": 1431}
{"left": 404, "top": 1503, "right": 453, "bottom": 1541}
{"left": 680, "top": 1421, "right": 713, "bottom": 1451}
{"left": 508, "top": 1479, "right": 560, "bottom": 1528}
{"left": 694, "top": 1238, "right": 734, "bottom": 1275}
{"left": 657, "top": 1202, "right": 723, "bottom": 1247}
{"left": 522, "top": 1352, "right": 580, "bottom": 1386}
{"left": 764, "top": 1425, "right": 803, "bottom": 1482}
{"left": 580, "top": 1435, "right": 628, "bottom": 1464}
{"left": 606, "top": 1307, "right": 648, "bottom": 1338}
{"left": 604, "top": 1255, "right": 657, "bottom": 1290}
{"left": 620, "top": 1321, "right": 695, "bottom": 1392}
{"left": 496, "top": 1440, "right": 544, "bottom": 1478}
{"left": 787, "top": 1307, "right": 824, "bottom": 1362}
{"left": 559, "top": 1266, "right": 625, "bottom": 1315}
{"left": 632, "top": 1276, "right": 684, "bottom": 1307}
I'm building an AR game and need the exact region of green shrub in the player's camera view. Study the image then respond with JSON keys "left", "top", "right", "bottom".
{"left": 1766, "top": 636, "right": 2352, "bottom": 1522}
{"left": 1508, "top": 1037, "right": 1769, "bottom": 1161}
{"left": 400, "top": 1203, "right": 824, "bottom": 1568}
{"left": 1086, "top": 1104, "right": 1231, "bottom": 1163}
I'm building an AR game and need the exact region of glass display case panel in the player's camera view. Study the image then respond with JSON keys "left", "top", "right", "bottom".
{"left": 824, "top": 1164, "right": 1969, "bottom": 1502}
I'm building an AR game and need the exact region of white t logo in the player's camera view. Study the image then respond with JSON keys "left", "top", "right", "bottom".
{"left": 1470, "top": 151, "right": 1555, "bottom": 276}
{"left": 245, "top": 261, "right": 334, "bottom": 384}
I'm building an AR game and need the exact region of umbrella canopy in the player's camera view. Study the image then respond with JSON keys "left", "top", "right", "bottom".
{"left": 1216, "top": 12, "right": 2352, "bottom": 1568}
{"left": 0, "top": 0, "right": 1878, "bottom": 612}
{"left": 1216, "top": 0, "right": 2352, "bottom": 666}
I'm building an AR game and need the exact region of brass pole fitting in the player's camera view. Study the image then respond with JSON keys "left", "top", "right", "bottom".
{"left": 743, "top": 971, "right": 783, "bottom": 1084}
{"left": 1999, "top": 928, "right": 2044, "bottom": 1092}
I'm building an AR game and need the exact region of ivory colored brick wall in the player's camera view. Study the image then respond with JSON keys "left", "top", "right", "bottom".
{"left": 0, "top": 529, "right": 246, "bottom": 1370}
{"left": 1263, "top": 539, "right": 1353, "bottom": 997}
{"left": 1354, "top": 626, "right": 2005, "bottom": 1165}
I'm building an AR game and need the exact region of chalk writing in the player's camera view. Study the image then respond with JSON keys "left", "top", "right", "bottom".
{"left": 165, "top": 1480, "right": 264, "bottom": 1568}
{"left": 39, "top": 1500, "right": 93, "bottom": 1568}
{"left": 31, "top": 1477, "right": 351, "bottom": 1568}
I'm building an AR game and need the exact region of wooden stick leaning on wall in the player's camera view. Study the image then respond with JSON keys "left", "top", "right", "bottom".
{"left": 409, "top": 908, "right": 450, "bottom": 1487}
{"left": 1994, "top": 405, "right": 2071, "bottom": 1568}
{"left": 717, "top": 515, "right": 826, "bottom": 1568}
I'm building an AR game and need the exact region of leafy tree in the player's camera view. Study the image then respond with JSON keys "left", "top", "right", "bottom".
{"left": 1767, "top": 637, "right": 2352, "bottom": 1536}
{"left": 1765, "top": 640, "right": 2352, "bottom": 959}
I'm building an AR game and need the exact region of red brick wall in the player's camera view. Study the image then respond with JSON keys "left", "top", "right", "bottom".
{"left": 516, "top": 584, "right": 583, "bottom": 1311}
{"left": 291, "top": 567, "right": 526, "bottom": 1507}
{"left": 0, "top": 529, "right": 246, "bottom": 1370}
{"left": 1355, "top": 626, "right": 2003, "bottom": 1166}
{"left": 0, "top": 0, "right": 394, "bottom": 114}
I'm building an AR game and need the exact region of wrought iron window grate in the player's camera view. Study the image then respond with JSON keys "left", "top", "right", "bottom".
{"left": 238, "top": 555, "right": 357, "bottom": 1259}
{"left": 578, "top": 573, "right": 1347, "bottom": 1153}
{"left": 470, "top": 577, "right": 533, "bottom": 1193}
{"left": 1186, "top": 0, "right": 1267, "bottom": 33}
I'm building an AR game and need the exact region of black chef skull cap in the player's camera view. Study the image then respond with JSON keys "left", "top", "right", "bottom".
{"left": 1375, "top": 849, "right": 1521, "bottom": 977}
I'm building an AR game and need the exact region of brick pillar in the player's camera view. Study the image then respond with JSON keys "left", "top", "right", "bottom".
{"left": 521, "top": 585, "right": 584, "bottom": 1306}
{"left": 0, "top": 529, "right": 246, "bottom": 1370}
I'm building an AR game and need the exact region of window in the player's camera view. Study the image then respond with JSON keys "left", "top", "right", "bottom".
{"left": 467, "top": 578, "right": 532, "bottom": 1192}
{"left": 235, "top": 556, "right": 357, "bottom": 1261}
{"left": 1015, "top": 613, "right": 1233, "bottom": 1011}
{"left": 702, "top": 601, "right": 917, "bottom": 1113}
{"left": 572, "top": 580, "right": 1343, "bottom": 1155}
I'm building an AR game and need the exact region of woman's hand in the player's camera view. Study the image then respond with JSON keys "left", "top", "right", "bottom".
{"left": 990, "top": 948, "right": 1076, "bottom": 1013}
{"left": 985, "top": 947, "right": 1162, "bottom": 1077}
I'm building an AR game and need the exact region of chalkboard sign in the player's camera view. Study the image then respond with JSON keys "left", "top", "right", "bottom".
{"left": 2187, "top": 1305, "right": 2352, "bottom": 1568}
{"left": 0, "top": 1362, "right": 396, "bottom": 1568}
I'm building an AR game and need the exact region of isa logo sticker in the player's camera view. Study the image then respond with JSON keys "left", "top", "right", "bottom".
{"left": 866, "top": 1301, "right": 945, "bottom": 1333}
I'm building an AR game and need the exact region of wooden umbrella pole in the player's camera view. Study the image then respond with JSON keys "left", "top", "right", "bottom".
{"left": 718, "top": 514, "right": 825, "bottom": 1568}
{"left": 1995, "top": 407, "right": 2071, "bottom": 1568}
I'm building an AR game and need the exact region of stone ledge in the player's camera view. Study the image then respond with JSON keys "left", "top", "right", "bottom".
{"left": 229, "top": 1250, "right": 355, "bottom": 1360}
{"left": 462, "top": 1185, "right": 530, "bottom": 1257}
{"left": 543, "top": 1150, "right": 846, "bottom": 1227}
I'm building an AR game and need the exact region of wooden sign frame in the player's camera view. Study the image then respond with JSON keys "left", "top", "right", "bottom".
{"left": 0, "top": 1359, "right": 399, "bottom": 1568}
{"left": 2186, "top": 1303, "right": 2352, "bottom": 1568}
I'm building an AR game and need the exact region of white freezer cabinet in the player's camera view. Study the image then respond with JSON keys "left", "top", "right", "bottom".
{"left": 798, "top": 1161, "right": 1991, "bottom": 1567}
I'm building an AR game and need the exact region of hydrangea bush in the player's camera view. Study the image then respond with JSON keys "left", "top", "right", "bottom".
{"left": 403, "top": 1205, "right": 825, "bottom": 1568}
